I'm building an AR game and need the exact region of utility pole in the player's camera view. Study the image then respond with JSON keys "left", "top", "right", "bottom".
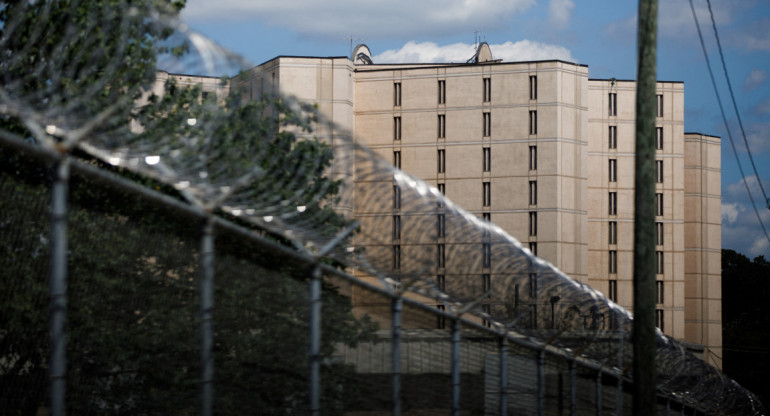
{"left": 633, "top": 0, "right": 658, "bottom": 415}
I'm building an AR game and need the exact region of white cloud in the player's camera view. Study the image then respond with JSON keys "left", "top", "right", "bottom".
{"left": 181, "top": 0, "right": 536, "bottom": 39}
{"left": 748, "top": 236, "right": 770, "bottom": 257}
{"left": 548, "top": 0, "right": 574, "bottom": 29}
{"left": 374, "top": 40, "right": 573, "bottom": 64}
{"left": 722, "top": 202, "right": 744, "bottom": 224}
{"left": 746, "top": 122, "right": 770, "bottom": 155}
{"left": 744, "top": 69, "right": 767, "bottom": 93}
{"left": 734, "top": 18, "right": 770, "bottom": 52}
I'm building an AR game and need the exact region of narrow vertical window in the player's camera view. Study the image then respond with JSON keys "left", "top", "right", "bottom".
{"left": 437, "top": 149, "right": 446, "bottom": 173}
{"left": 394, "top": 82, "right": 401, "bottom": 107}
{"left": 438, "top": 114, "right": 446, "bottom": 139}
{"left": 529, "top": 273, "right": 538, "bottom": 298}
{"left": 656, "top": 281, "right": 664, "bottom": 304}
{"left": 437, "top": 304, "right": 446, "bottom": 329}
{"left": 437, "top": 183, "right": 445, "bottom": 195}
{"left": 529, "top": 181, "right": 537, "bottom": 205}
{"left": 656, "top": 251, "right": 664, "bottom": 274}
{"left": 609, "top": 221, "right": 617, "bottom": 245}
{"left": 609, "top": 280, "right": 618, "bottom": 302}
{"left": 483, "top": 147, "right": 491, "bottom": 172}
{"left": 483, "top": 112, "right": 491, "bottom": 137}
{"left": 656, "top": 160, "right": 663, "bottom": 183}
{"left": 393, "top": 245, "right": 401, "bottom": 270}
{"left": 529, "top": 110, "right": 537, "bottom": 135}
{"left": 438, "top": 80, "right": 446, "bottom": 104}
{"left": 656, "top": 127, "right": 663, "bottom": 150}
{"left": 609, "top": 92, "right": 617, "bottom": 116}
{"left": 529, "top": 211, "right": 537, "bottom": 236}
{"left": 609, "top": 250, "right": 617, "bottom": 274}
{"left": 393, "top": 185, "right": 401, "bottom": 210}
{"left": 609, "top": 126, "right": 617, "bottom": 149}
{"left": 529, "top": 242, "right": 537, "bottom": 257}
{"left": 394, "top": 116, "right": 401, "bottom": 140}
{"left": 529, "top": 146, "right": 537, "bottom": 170}
{"left": 656, "top": 222, "right": 664, "bottom": 246}
{"left": 393, "top": 151, "right": 401, "bottom": 169}
{"left": 482, "top": 304, "right": 492, "bottom": 327}
{"left": 656, "top": 193, "right": 664, "bottom": 216}
{"left": 482, "top": 213, "right": 491, "bottom": 222}
{"left": 437, "top": 274, "right": 446, "bottom": 292}
{"left": 609, "top": 159, "right": 617, "bottom": 182}
{"left": 482, "top": 273, "right": 491, "bottom": 292}
{"left": 437, "top": 214, "right": 446, "bottom": 238}
{"left": 529, "top": 75, "right": 537, "bottom": 100}
{"left": 437, "top": 244, "right": 445, "bottom": 268}
{"left": 483, "top": 77, "right": 491, "bottom": 102}
{"left": 483, "top": 181, "right": 491, "bottom": 207}
{"left": 656, "top": 309, "right": 664, "bottom": 331}
{"left": 483, "top": 242, "right": 491, "bottom": 267}
{"left": 656, "top": 94, "right": 663, "bottom": 117}
{"left": 392, "top": 215, "right": 401, "bottom": 240}
{"left": 609, "top": 192, "right": 617, "bottom": 215}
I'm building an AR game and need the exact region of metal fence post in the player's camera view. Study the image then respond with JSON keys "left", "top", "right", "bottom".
{"left": 570, "top": 360, "right": 577, "bottom": 416}
{"left": 538, "top": 350, "right": 545, "bottom": 416}
{"left": 50, "top": 158, "right": 70, "bottom": 416}
{"left": 499, "top": 337, "right": 508, "bottom": 416}
{"left": 391, "top": 296, "right": 402, "bottom": 416}
{"left": 596, "top": 371, "right": 602, "bottom": 416}
{"left": 451, "top": 318, "right": 461, "bottom": 416}
{"left": 309, "top": 265, "right": 322, "bottom": 415}
{"left": 199, "top": 217, "right": 215, "bottom": 416}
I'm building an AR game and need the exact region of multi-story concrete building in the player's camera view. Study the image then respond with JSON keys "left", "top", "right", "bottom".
{"left": 178, "top": 43, "right": 721, "bottom": 367}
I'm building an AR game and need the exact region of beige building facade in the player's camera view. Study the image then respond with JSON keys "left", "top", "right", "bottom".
{"left": 180, "top": 43, "right": 722, "bottom": 368}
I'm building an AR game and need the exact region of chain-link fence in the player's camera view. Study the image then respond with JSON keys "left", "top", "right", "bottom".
{"left": 0, "top": 1, "right": 766, "bottom": 414}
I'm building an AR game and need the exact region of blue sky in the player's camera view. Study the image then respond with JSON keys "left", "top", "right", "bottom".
{"left": 178, "top": 0, "right": 770, "bottom": 258}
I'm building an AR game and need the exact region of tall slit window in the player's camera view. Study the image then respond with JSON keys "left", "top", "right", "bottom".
{"left": 657, "top": 251, "right": 664, "bottom": 274}
{"left": 394, "top": 116, "right": 401, "bottom": 140}
{"left": 438, "top": 114, "right": 446, "bottom": 139}
{"left": 437, "top": 214, "right": 446, "bottom": 238}
{"left": 482, "top": 212, "right": 491, "bottom": 222}
{"left": 609, "top": 250, "right": 617, "bottom": 274}
{"left": 529, "top": 75, "right": 538, "bottom": 100}
{"left": 609, "top": 159, "right": 617, "bottom": 182}
{"left": 529, "top": 110, "right": 537, "bottom": 135}
{"left": 609, "top": 192, "right": 617, "bottom": 215}
{"left": 393, "top": 151, "right": 401, "bottom": 169}
{"left": 393, "top": 245, "right": 401, "bottom": 270}
{"left": 609, "top": 126, "right": 617, "bottom": 149}
{"left": 529, "top": 273, "right": 538, "bottom": 298}
{"left": 529, "top": 181, "right": 537, "bottom": 205}
{"left": 392, "top": 215, "right": 401, "bottom": 240}
{"left": 609, "top": 221, "right": 617, "bottom": 245}
{"left": 656, "top": 127, "right": 663, "bottom": 150}
{"left": 437, "top": 274, "right": 446, "bottom": 292}
{"left": 483, "top": 147, "right": 491, "bottom": 172}
{"left": 483, "top": 182, "right": 491, "bottom": 207}
{"left": 656, "top": 193, "right": 664, "bottom": 216}
{"left": 529, "top": 146, "right": 537, "bottom": 170}
{"left": 609, "top": 280, "right": 617, "bottom": 302}
{"left": 394, "top": 82, "right": 401, "bottom": 107}
{"left": 483, "top": 78, "right": 491, "bottom": 102}
{"left": 437, "top": 305, "right": 446, "bottom": 329}
{"left": 393, "top": 185, "right": 401, "bottom": 210}
{"left": 483, "top": 243, "right": 491, "bottom": 267}
{"left": 437, "top": 244, "right": 445, "bottom": 268}
{"left": 609, "top": 92, "right": 617, "bottom": 116}
{"left": 438, "top": 80, "right": 446, "bottom": 104}
{"left": 656, "top": 222, "right": 664, "bottom": 246}
{"left": 483, "top": 112, "right": 491, "bottom": 137}
{"left": 529, "top": 211, "right": 537, "bottom": 236}
{"left": 657, "top": 94, "right": 663, "bottom": 117}
{"left": 437, "top": 183, "right": 445, "bottom": 195}
{"left": 529, "top": 242, "right": 537, "bottom": 257}
{"left": 437, "top": 149, "right": 445, "bottom": 173}
{"left": 656, "top": 160, "right": 664, "bottom": 183}
{"left": 482, "top": 273, "right": 491, "bottom": 292}
{"left": 656, "top": 309, "right": 664, "bottom": 331}
{"left": 656, "top": 281, "right": 664, "bottom": 304}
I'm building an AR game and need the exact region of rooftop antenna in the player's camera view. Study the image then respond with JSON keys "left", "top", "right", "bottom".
{"left": 344, "top": 35, "right": 363, "bottom": 58}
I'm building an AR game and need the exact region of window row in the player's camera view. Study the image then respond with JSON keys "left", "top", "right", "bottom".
{"left": 396, "top": 76, "right": 539, "bottom": 106}
{"left": 608, "top": 250, "right": 667, "bottom": 275}
{"left": 394, "top": 146, "right": 536, "bottom": 173}
{"left": 607, "top": 280, "right": 665, "bottom": 304}
{"left": 393, "top": 111, "right": 541, "bottom": 140}
{"left": 608, "top": 92, "right": 663, "bottom": 117}
{"left": 609, "top": 125, "right": 666, "bottom": 150}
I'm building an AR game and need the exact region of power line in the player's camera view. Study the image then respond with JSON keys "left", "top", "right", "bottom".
{"left": 688, "top": 0, "right": 770, "bottom": 247}
{"left": 705, "top": 0, "right": 770, "bottom": 208}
